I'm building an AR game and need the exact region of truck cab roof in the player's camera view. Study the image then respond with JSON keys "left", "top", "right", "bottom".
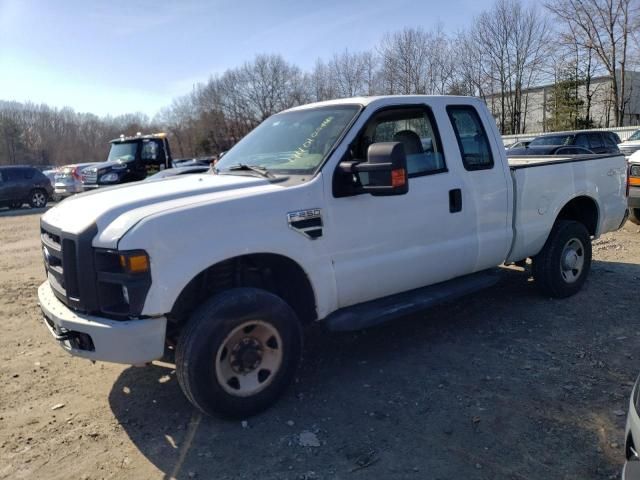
{"left": 283, "top": 95, "right": 482, "bottom": 112}
{"left": 110, "top": 132, "right": 167, "bottom": 143}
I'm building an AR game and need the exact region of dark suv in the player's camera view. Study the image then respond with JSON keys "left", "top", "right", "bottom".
{"left": 0, "top": 166, "right": 54, "bottom": 209}
{"left": 507, "top": 131, "right": 621, "bottom": 156}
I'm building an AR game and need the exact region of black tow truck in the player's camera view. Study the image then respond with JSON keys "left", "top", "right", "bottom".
{"left": 82, "top": 133, "right": 173, "bottom": 189}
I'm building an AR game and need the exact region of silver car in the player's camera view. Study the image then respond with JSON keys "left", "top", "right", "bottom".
{"left": 54, "top": 163, "right": 96, "bottom": 198}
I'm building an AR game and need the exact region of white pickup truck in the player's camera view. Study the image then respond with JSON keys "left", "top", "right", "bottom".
{"left": 38, "top": 96, "right": 629, "bottom": 417}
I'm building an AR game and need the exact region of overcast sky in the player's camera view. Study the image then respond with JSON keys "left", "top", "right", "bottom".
{"left": 1, "top": 0, "right": 516, "bottom": 118}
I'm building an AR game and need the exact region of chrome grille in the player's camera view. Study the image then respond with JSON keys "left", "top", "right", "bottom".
{"left": 82, "top": 168, "right": 97, "bottom": 184}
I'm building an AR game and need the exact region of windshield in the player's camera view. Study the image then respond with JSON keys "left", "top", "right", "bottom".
{"left": 529, "top": 135, "right": 573, "bottom": 146}
{"left": 627, "top": 130, "right": 640, "bottom": 142}
{"left": 107, "top": 142, "right": 138, "bottom": 162}
{"left": 216, "top": 105, "right": 360, "bottom": 175}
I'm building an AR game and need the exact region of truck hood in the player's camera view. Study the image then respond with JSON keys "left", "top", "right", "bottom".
{"left": 629, "top": 149, "right": 640, "bottom": 163}
{"left": 84, "top": 160, "right": 126, "bottom": 173}
{"left": 42, "top": 173, "right": 274, "bottom": 244}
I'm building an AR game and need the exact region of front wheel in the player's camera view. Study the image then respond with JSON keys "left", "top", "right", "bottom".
{"left": 29, "top": 189, "right": 48, "bottom": 209}
{"left": 629, "top": 208, "right": 640, "bottom": 226}
{"left": 532, "top": 220, "right": 592, "bottom": 298}
{"left": 175, "top": 288, "right": 302, "bottom": 418}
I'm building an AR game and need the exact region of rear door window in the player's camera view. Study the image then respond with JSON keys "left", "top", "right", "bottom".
{"left": 574, "top": 134, "right": 590, "bottom": 148}
{"left": 603, "top": 133, "right": 618, "bottom": 148}
{"left": 587, "top": 133, "right": 604, "bottom": 150}
{"left": 4, "top": 169, "right": 19, "bottom": 181}
{"left": 446, "top": 106, "right": 494, "bottom": 170}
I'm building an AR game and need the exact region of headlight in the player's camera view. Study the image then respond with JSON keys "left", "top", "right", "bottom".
{"left": 630, "top": 165, "right": 640, "bottom": 177}
{"left": 100, "top": 172, "right": 119, "bottom": 182}
{"left": 94, "top": 249, "right": 151, "bottom": 317}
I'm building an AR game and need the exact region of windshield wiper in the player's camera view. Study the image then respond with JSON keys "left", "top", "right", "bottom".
{"left": 220, "top": 163, "right": 274, "bottom": 178}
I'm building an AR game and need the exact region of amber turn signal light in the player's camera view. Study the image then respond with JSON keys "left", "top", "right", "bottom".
{"left": 391, "top": 168, "right": 407, "bottom": 188}
{"left": 119, "top": 253, "right": 150, "bottom": 274}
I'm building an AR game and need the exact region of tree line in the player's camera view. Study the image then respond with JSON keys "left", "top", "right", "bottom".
{"left": 1, "top": 0, "right": 638, "bottom": 166}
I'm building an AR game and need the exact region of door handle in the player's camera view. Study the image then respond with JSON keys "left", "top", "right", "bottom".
{"left": 449, "top": 189, "right": 462, "bottom": 213}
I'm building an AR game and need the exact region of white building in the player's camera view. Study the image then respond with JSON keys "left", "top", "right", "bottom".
{"left": 484, "top": 71, "right": 640, "bottom": 134}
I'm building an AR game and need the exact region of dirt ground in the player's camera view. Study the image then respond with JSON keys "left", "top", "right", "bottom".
{"left": 1, "top": 208, "right": 640, "bottom": 480}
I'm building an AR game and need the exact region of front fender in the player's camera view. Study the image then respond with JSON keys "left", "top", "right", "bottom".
{"left": 116, "top": 176, "right": 337, "bottom": 319}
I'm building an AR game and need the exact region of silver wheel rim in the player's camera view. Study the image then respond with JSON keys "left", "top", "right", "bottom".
{"left": 560, "top": 238, "right": 585, "bottom": 283}
{"left": 215, "top": 320, "right": 283, "bottom": 397}
{"left": 32, "top": 192, "right": 46, "bottom": 207}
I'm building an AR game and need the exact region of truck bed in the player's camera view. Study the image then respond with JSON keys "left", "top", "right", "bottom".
{"left": 507, "top": 153, "right": 617, "bottom": 169}
{"left": 506, "top": 153, "right": 628, "bottom": 263}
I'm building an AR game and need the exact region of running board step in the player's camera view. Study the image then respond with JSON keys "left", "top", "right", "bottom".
{"left": 324, "top": 270, "right": 502, "bottom": 332}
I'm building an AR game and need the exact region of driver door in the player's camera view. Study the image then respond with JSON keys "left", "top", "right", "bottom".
{"left": 324, "top": 105, "right": 479, "bottom": 308}
{"left": 140, "top": 139, "right": 167, "bottom": 178}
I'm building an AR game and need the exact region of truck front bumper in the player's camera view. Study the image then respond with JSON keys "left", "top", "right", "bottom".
{"left": 38, "top": 281, "right": 166, "bottom": 364}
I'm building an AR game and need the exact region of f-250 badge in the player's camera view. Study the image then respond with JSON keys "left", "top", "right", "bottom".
{"left": 287, "top": 208, "right": 323, "bottom": 240}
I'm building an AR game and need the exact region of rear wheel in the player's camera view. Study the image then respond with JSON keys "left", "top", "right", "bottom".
{"left": 629, "top": 208, "right": 640, "bottom": 226}
{"left": 532, "top": 220, "right": 592, "bottom": 298}
{"left": 175, "top": 287, "right": 302, "bottom": 418}
{"left": 29, "top": 189, "right": 48, "bottom": 209}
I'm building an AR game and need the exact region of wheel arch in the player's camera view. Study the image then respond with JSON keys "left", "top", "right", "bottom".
{"left": 554, "top": 195, "right": 600, "bottom": 236}
{"left": 169, "top": 253, "right": 318, "bottom": 330}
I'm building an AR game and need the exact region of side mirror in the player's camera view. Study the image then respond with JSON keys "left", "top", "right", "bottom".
{"left": 338, "top": 142, "right": 408, "bottom": 196}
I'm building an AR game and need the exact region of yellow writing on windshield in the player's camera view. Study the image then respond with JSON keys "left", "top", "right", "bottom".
{"left": 289, "top": 116, "right": 334, "bottom": 162}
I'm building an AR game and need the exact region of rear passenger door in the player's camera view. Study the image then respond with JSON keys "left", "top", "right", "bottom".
{"left": 10, "top": 168, "right": 30, "bottom": 199}
{"left": 587, "top": 133, "right": 606, "bottom": 153}
{"left": 446, "top": 105, "right": 511, "bottom": 271}
{"left": 20, "top": 168, "right": 37, "bottom": 198}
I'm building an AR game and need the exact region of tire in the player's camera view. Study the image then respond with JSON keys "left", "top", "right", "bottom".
{"left": 175, "top": 287, "right": 303, "bottom": 418}
{"left": 29, "top": 189, "right": 48, "bottom": 209}
{"left": 629, "top": 208, "right": 640, "bottom": 226}
{"left": 532, "top": 220, "right": 592, "bottom": 298}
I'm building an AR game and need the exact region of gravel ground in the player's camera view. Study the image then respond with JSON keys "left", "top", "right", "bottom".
{"left": 1, "top": 207, "right": 640, "bottom": 480}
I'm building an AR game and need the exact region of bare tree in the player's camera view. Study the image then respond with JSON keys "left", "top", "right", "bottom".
{"left": 470, "top": 0, "right": 551, "bottom": 134}
{"left": 378, "top": 27, "right": 430, "bottom": 95}
{"left": 309, "top": 59, "right": 336, "bottom": 102}
{"left": 545, "top": 0, "right": 638, "bottom": 126}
